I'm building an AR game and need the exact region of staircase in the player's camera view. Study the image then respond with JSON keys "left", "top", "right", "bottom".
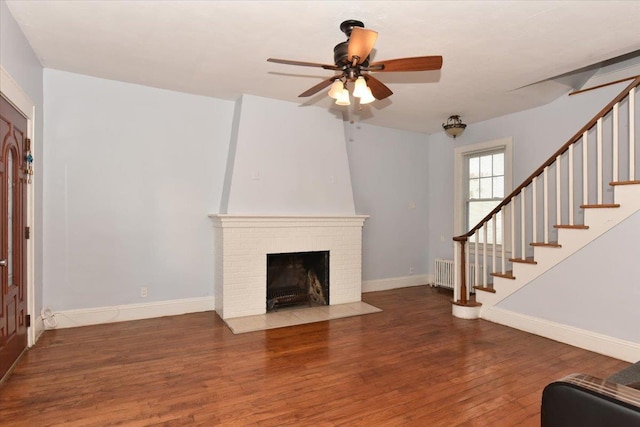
{"left": 470, "top": 182, "right": 640, "bottom": 308}
{"left": 451, "top": 77, "right": 640, "bottom": 358}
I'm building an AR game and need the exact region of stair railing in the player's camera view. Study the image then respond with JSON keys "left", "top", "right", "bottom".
{"left": 453, "top": 76, "right": 640, "bottom": 306}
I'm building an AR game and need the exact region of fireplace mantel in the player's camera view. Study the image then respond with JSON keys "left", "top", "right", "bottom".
{"left": 210, "top": 214, "right": 368, "bottom": 319}
{"left": 210, "top": 214, "right": 369, "bottom": 227}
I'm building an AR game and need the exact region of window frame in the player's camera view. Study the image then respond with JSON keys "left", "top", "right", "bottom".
{"left": 454, "top": 137, "right": 513, "bottom": 251}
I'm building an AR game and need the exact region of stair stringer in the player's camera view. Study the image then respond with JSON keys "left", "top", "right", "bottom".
{"left": 475, "top": 183, "right": 640, "bottom": 309}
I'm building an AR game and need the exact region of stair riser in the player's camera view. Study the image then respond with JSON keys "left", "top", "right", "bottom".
{"left": 612, "top": 184, "right": 640, "bottom": 206}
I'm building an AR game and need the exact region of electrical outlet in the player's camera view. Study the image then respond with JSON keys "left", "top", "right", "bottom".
{"left": 140, "top": 287, "right": 148, "bottom": 298}
{"left": 409, "top": 267, "right": 414, "bottom": 275}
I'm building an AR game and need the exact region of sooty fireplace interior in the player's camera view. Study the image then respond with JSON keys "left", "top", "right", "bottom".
{"left": 266, "top": 251, "right": 329, "bottom": 311}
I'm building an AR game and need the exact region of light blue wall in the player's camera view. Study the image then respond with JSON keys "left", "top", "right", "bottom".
{"left": 0, "top": 1, "right": 42, "bottom": 101}
{"left": 345, "top": 122, "right": 430, "bottom": 280}
{"left": 499, "top": 210, "right": 640, "bottom": 343}
{"left": 0, "top": 0, "right": 44, "bottom": 314}
{"left": 43, "top": 70, "right": 234, "bottom": 310}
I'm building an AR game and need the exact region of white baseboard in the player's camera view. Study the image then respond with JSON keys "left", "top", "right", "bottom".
{"left": 362, "top": 274, "right": 433, "bottom": 293}
{"left": 32, "top": 315, "right": 45, "bottom": 344}
{"left": 482, "top": 306, "right": 640, "bottom": 363}
{"left": 47, "top": 297, "right": 216, "bottom": 330}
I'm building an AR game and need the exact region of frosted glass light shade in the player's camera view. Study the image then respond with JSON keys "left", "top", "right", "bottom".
{"left": 335, "top": 89, "right": 350, "bottom": 106}
{"left": 359, "top": 87, "right": 376, "bottom": 104}
{"left": 352, "top": 76, "right": 368, "bottom": 98}
{"left": 328, "top": 80, "right": 343, "bottom": 99}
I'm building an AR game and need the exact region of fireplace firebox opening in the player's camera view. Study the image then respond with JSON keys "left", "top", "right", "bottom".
{"left": 266, "top": 251, "right": 329, "bottom": 312}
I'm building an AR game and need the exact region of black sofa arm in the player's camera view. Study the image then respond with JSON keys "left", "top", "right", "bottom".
{"left": 541, "top": 373, "right": 640, "bottom": 427}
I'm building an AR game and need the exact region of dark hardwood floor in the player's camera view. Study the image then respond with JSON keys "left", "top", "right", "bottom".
{"left": 0, "top": 286, "right": 630, "bottom": 426}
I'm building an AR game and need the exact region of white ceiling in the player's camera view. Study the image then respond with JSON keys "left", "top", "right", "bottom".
{"left": 6, "top": 0, "right": 640, "bottom": 134}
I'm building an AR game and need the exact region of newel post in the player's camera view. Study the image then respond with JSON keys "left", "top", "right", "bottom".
{"left": 452, "top": 235, "right": 481, "bottom": 319}
{"left": 457, "top": 237, "right": 468, "bottom": 304}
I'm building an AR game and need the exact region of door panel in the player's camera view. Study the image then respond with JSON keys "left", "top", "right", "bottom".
{"left": 0, "top": 95, "right": 28, "bottom": 380}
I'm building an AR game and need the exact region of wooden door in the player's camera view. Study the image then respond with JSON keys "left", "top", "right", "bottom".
{"left": 0, "top": 95, "right": 28, "bottom": 380}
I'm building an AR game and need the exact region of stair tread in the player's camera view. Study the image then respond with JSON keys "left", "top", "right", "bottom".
{"left": 451, "top": 293, "right": 481, "bottom": 307}
{"left": 490, "top": 270, "right": 515, "bottom": 280}
{"left": 474, "top": 285, "right": 496, "bottom": 293}
{"left": 509, "top": 256, "right": 537, "bottom": 264}
{"left": 580, "top": 203, "right": 620, "bottom": 208}
{"left": 610, "top": 180, "right": 640, "bottom": 186}
{"left": 554, "top": 224, "right": 589, "bottom": 229}
{"left": 531, "top": 241, "right": 562, "bottom": 248}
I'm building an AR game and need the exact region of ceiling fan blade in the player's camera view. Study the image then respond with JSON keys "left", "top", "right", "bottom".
{"left": 364, "top": 74, "right": 393, "bottom": 100}
{"left": 267, "top": 58, "right": 340, "bottom": 70}
{"left": 368, "top": 56, "right": 443, "bottom": 72}
{"left": 298, "top": 77, "right": 340, "bottom": 97}
{"left": 347, "top": 27, "right": 378, "bottom": 64}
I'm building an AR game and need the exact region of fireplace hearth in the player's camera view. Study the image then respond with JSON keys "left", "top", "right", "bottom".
{"left": 266, "top": 251, "right": 329, "bottom": 311}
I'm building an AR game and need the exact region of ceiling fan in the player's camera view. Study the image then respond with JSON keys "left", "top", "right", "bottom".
{"left": 267, "top": 20, "right": 443, "bottom": 104}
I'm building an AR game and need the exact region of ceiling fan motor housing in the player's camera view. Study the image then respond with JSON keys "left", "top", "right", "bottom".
{"left": 339, "top": 19, "right": 365, "bottom": 37}
{"left": 333, "top": 53, "right": 370, "bottom": 78}
{"left": 334, "top": 20, "right": 370, "bottom": 70}
{"left": 333, "top": 43, "right": 369, "bottom": 79}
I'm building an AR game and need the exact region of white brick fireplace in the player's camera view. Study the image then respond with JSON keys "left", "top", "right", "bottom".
{"left": 210, "top": 215, "right": 368, "bottom": 319}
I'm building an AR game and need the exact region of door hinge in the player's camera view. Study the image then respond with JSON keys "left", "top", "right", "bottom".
{"left": 25, "top": 226, "right": 30, "bottom": 240}
{"left": 26, "top": 314, "right": 31, "bottom": 328}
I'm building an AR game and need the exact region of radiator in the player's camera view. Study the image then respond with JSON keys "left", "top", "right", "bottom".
{"left": 434, "top": 258, "right": 482, "bottom": 290}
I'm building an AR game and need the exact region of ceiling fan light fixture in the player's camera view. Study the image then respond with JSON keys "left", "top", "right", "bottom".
{"left": 359, "top": 87, "right": 376, "bottom": 104}
{"left": 267, "top": 20, "right": 443, "bottom": 107}
{"left": 352, "top": 76, "right": 368, "bottom": 98}
{"left": 335, "top": 88, "right": 351, "bottom": 106}
{"left": 328, "top": 80, "right": 344, "bottom": 99}
{"left": 443, "top": 115, "right": 467, "bottom": 139}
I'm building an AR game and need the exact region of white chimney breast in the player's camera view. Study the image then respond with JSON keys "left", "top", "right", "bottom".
{"left": 221, "top": 95, "right": 355, "bottom": 215}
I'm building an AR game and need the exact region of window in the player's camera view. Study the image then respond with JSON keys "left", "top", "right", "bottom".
{"left": 454, "top": 137, "right": 513, "bottom": 246}
{"left": 465, "top": 150, "right": 504, "bottom": 243}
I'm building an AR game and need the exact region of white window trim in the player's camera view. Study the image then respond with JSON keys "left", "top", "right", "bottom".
{"left": 454, "top": 137, "right": 513, "bottom": 248}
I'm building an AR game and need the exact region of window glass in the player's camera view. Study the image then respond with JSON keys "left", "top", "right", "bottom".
{"left": 493, "top": 153, "right": 504, "bottom": 176}
{"left": 479, "top": 177, "right": 492, "bottom": 198}
{"left": 493, "top": 176, "right": 504, "bottom": 197}
{"left": 469, "top": 178, "right": 479, "bottom": 199}
{"left": 468, "top": 157, "right": 479, "bottom": 178}
{"left": 479, "top": 155, "right": 492, "bottom": 177}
